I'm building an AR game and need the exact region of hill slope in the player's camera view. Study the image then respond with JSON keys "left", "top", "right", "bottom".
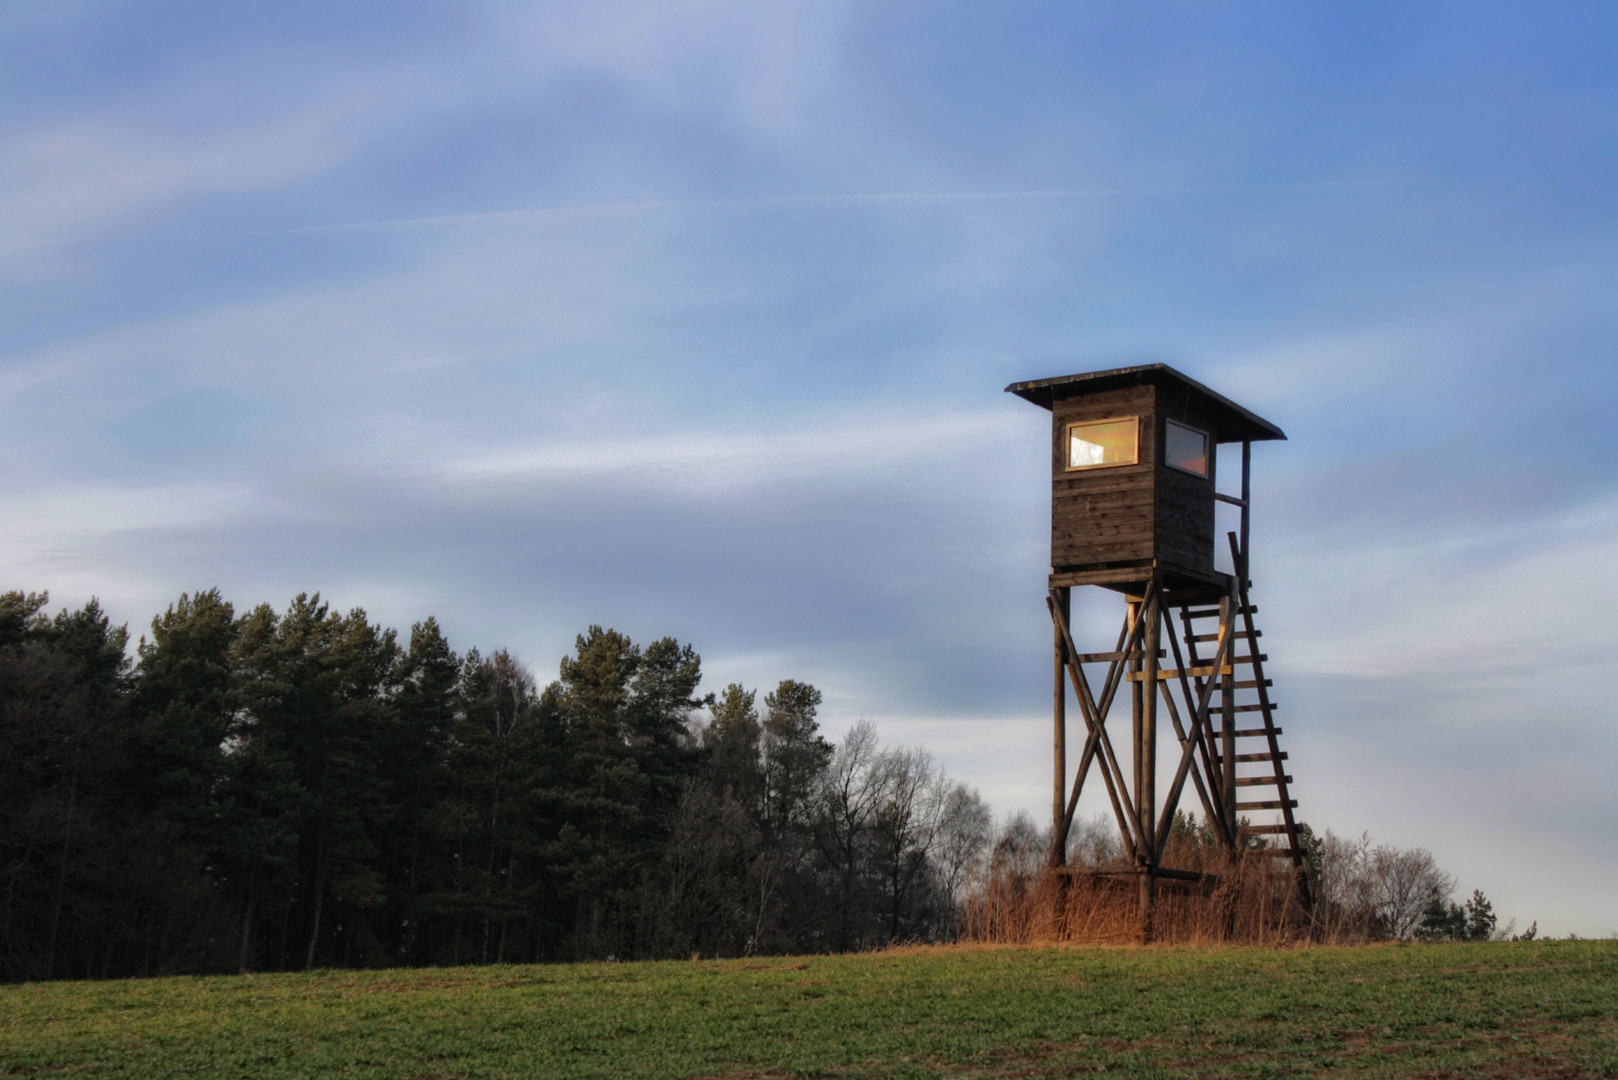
{"left": 2, "top": 942, "right": 1614, "bottom": 1078}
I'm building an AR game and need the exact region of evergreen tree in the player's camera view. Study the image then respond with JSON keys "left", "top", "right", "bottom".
{"left": 1463, "top": 889, "right": 1497, "bottom": 941}
{"left": 379, "top": 618, "right": 458, "bottom": 965}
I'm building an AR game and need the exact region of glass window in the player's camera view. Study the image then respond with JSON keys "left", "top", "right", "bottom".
{"left": 1165, "top": 419, "right": 1209, "bottom": 477}
{"left": 1067, "top": 417, "right": 1139, "bottom": 470}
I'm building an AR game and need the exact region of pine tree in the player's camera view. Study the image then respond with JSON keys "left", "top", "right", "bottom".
{"left": 1463, "top": 889, "right": 1497, "bottom": 941}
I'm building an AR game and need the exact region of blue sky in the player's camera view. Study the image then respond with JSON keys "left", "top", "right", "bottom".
{"left": 3, "top": 1, "right": 1615, "bottom": 935}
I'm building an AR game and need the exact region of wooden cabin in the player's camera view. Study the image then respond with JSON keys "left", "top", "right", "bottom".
{"left": 1005, "top": 364, "right": 1285, "bottom": 599}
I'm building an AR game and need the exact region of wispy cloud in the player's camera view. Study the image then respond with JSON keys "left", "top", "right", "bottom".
{"left": 435, "top": 410, "right": 1019, "bottom": 494}
{"left": 0, "top": 108, "right": 355, "bottom": 282}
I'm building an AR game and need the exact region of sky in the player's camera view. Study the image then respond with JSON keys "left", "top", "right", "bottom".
{"left": 2, "top": 1, "right": 1615, "bottom": 936}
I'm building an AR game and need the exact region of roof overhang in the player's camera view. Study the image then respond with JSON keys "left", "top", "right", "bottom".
{"left": 1005, "top": 363, "right": 1285, "bottom": 443}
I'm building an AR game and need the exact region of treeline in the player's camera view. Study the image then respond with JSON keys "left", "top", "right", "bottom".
{"left": 0, "top": 589, "right": 991, "bottom": 982}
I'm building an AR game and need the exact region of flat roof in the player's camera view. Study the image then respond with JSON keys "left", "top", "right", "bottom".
{"left": 1005, "top": 363, "right": 1286, "bottom": 442}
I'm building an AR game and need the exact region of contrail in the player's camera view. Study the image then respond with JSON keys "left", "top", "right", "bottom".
{"left": 231, "top": 177, "right": 1431, "bottom": 237}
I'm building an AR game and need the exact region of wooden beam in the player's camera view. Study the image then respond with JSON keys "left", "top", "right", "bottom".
{"left": 1164, "top": 606, "right": 1231, "bottom": 846}
{"left": 1141, "top": 585, "right": 1161, "bottom": 858}
{"left": 1154, "top": 676, "right": 1223, "bottom": 845}
{"left": 1072, "top": 649, "right": 1162, "bottom": 663}
{"left": 1235, "top": 774, "right": 1293, "bottom": 786}
{"left": 1220, "top": 594, "right": 1237, "bottom": 831}
{"left": 1227, "top": 530, "right": 1311, "bottom": 908}
{"left": 1049, "top": 591, "right": 1148, "bottom": 860}
{"left": 1153, "top": 596, "right": 1237, "bottom": 863}
{"left": 1051, "top": 586, "right": 1068, "bottom": 867}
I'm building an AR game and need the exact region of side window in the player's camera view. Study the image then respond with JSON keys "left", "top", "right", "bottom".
{"left": 1165, "top": 419, "right": 1209, "bottom": 477}
{"left": 1066, "top": 417, "right": 1139, "bottom": 470}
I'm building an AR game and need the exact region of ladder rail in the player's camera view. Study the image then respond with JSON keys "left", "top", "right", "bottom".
{"left": 1227, "top": 531, "right": 1313, "bottom": 908}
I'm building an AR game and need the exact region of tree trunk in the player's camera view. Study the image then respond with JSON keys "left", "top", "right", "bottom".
{"left": 44, "top": 776, "right": 79, "bottom": 980}
{"left": 304, "top": 832, "right": 328, "bottom": 969}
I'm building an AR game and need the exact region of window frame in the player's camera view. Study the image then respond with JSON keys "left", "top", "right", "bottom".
{"left": 1163, "top": 418, "right": 1210, "bottom": 478}
{"left": 1064, "top": 415, "right": 1141, "bottom": 472}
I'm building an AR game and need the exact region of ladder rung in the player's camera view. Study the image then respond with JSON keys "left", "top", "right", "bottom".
{"left": 1232, "top": 727, "right": 1281, "bottom": 738}
{"left": 1234, "top": 752, "right": 1287, "bottom": 763}
{"left": 1190, "top": 629, "right": 1264, "bottom": 643}
{"left": 1238, "top": 824, "right": 1295, "bottom": 835}
{"left": 1230, "top": 654, "right": 1267, "bottom": 666}
{"left": 1234, "top": 774, "right": 1292, "bottom": 787}
{"left": 1237, "top": 799, "right": 1297, "bottom": 810}
{"left": 1184, "top": 606, "right": 1257, "bottom": 619}
{"left": 1227, "top": 704, "right": 1276, "bottom": 714}
{"left": 1231, "top": 680, "right": 1271, "bottom": 691}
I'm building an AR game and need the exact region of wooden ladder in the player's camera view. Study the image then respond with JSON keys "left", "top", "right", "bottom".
{"left": 1178, "top": 536, "right": 1312, "bottom": 907}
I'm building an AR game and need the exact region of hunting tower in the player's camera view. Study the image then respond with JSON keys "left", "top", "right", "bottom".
{"left": 1006, "top": 364, "right": 1309, "bottom": 933}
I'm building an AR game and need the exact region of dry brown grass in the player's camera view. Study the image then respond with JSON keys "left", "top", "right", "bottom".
{"left": 960, "top": 845, "right": 1323, "bottom": 946}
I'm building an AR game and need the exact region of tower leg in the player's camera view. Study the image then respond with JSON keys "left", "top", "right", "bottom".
{"left": 1139, "top": 583, "right": 1161, "bottom": 943}
{"left": 1139, "top": 872, "right": 1156, "bottom": 944}
{"left": 1141, "top": 584, "right": 1160, "bottom": 855}
{"left": 1051, "top": 586, "right": 1069, "bottom": 867}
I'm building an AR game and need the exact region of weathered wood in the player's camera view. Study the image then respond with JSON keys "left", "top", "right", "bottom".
{"left": 1013, "top": 367, "right": 1308, "bottom": 910}
{"left": 1151, "top": 594, "right": 1236, "bottom": 863}
{"left": 1140, "top": 585, "right": 1161, "bottom": 856}
{"left": 1052, "top": 586, "right": 1068, "bottom": 867}
{"left": 1220, "top": 593, "right": 1237, "bottom": 833}
{"left": 1239, "top": 442, "right": 1251, "bottom": 582}
{"left": 1055, "top": 611, "right": 1130, "bottom": 845}
{"left": 1191, "top": 630, "right": 1259, "bottom": 643}
{"left": 1049, "top": 590, "right": 1148, "bottom": 859}
{"left": 1227, "top": 529, "right": 1309, "bottom": 907}
{"left": 1049, "top": 565, "right": 1156, "bottom": 589}
{"left": 1171, "top": 597, "right": 1232, "bottom": 846}
{"left": 1072, "top": 649, "right": 1162, "bottom": 663}
{"left": 1185, "top": 605, "right": 1256, "bottom": 619}
{"left": 1154, "top": 679, "right": 1223, "bottom": 843}
{"left": 1160, "top": 617, "right": 1230, "bottom": 846}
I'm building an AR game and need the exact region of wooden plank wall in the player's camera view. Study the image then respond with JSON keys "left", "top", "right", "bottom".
{"left": 1154, "top": 392, "right": 1219, "bottom": 578}
{"left": 1050, "top": 385, "right": 1157, "bottom": 570}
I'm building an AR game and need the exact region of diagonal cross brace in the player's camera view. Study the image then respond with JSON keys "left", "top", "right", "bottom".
{"left": 1048, "top": 585, "right": 1153, "bottom": 864}
{"left": 1153, "top": 601, "right": 1237, "bottom": 864}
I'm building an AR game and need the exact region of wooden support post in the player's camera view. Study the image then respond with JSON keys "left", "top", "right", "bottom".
{"left": 1050, "top": 592, "right": 1149, "bottom": 861}
{"left": 1126, "top": 596, "right": 1143, "bottom": 847}
{"left": 1141, "top": 582, "right": 1160, "bottom": 856}
{"left": 1139, "top": 871, "right": 1156, "bottom": 945}
{"left": 1052, "top": 586, "right": 1069, "bottom": 867}
{"left": 1220, "top": 592, "right": 1237, "bottom": 831}
{"left": 1138, "top": 580, "right": 1161, "bottom": 941}
{"left": 1239, "top": 441, "right": 1252, "bottom": 585}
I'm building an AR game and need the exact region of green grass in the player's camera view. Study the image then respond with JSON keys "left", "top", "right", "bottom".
{"left": 2, "top": 942, "right": 1614, "bottom": 1078}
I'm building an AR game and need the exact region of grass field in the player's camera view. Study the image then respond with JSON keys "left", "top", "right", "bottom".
{"left": 2, "top": 941, "right": 1614, "bottom": 1079}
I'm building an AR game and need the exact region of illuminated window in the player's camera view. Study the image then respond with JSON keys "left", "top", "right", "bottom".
{"left": 1066, "top": 417, "right": 1139, "bottom": 470}
{"left": 1165, "top": 419, "right": 1209, "bottom": 477}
